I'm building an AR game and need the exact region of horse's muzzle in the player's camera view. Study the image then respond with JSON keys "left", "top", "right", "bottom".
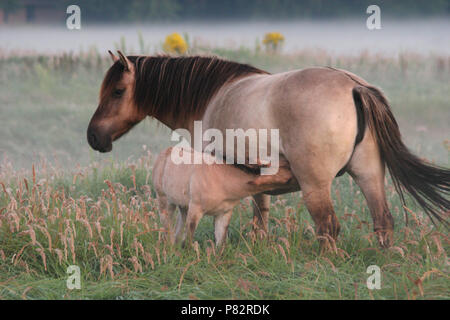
{"left": 87, "top": 127, "right": 112, "bottom": 153}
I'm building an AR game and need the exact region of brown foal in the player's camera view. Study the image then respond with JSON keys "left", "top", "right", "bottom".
{"left": 152, "top": 146, "right": 292, "bottom": 246}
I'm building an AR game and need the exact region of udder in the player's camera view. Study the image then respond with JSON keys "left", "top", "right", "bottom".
{"left": 249, "top": 164, "right": 300, "bottom": 195}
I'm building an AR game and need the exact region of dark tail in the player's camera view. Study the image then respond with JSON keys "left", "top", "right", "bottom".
{"left": 352, "top": 85, "right": 450, "bottom": 226}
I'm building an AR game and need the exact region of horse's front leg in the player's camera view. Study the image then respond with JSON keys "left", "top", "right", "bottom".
{"left": 252, "top": 193, "right": 270, "bottom": 235}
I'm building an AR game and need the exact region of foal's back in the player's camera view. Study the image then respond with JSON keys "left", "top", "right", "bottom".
{"left": 152, "top": 147, "right": 252, "bottom": 205}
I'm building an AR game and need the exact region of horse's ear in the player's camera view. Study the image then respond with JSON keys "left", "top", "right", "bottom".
{"left": 108, "top": 50, "right": 119, "bottom": 63}
{"left": 117, "top": 50, "right": 132, "bottom": 71}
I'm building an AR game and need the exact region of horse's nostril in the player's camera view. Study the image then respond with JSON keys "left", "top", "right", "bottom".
{"left": 90, "top": 133, "right": 97, "bottom": 144}
{"left": 88, "top": 130, "right": 99, "bottom": 149}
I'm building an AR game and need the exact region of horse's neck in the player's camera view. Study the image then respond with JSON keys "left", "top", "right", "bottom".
{"left": 148, "top": 74, "right": 249, "bottom": 133}
{"left": 150, "top": 113, "right": 197, "bottom": 133}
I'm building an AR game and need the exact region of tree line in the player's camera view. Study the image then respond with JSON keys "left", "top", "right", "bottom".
{"left": 1, "top": 0, "right": 449, "bottom": 21}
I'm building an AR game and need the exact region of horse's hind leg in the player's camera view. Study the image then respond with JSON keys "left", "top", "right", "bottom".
{"left": 347, "top": 132, "right": 394, "bottom": 248}
{"left": 301, "top": 181, "right": 341, "bottom": 246}
{"left": 285, "top": 158, "right": 341, "bottom": 246}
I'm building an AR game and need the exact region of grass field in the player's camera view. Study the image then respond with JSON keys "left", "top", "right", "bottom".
{"left": 0, "top": 44, "right": 448, "bottom": 299}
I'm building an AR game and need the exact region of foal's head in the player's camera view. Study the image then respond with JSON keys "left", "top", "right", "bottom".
{"left": 87, "top": 51, "right": 146, "bottom": 152}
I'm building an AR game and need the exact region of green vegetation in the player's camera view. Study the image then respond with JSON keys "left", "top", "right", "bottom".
{"left": 0, "top": 150, "right": 448, "bottom": 299}
{"left": 0, "top": 43, "right": 448, "bottom": 299}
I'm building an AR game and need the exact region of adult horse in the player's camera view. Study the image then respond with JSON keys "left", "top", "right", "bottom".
{"left": 87, "top": 51, "right": 449, "bottom": 248}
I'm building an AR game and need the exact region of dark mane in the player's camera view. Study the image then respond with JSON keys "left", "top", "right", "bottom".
{"left": 103, "top": 55, "right": 269, "bottom": 124}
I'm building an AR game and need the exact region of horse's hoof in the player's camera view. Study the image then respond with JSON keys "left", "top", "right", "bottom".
{"left": 375, "top": 229, "right": 393, "bottom": 248}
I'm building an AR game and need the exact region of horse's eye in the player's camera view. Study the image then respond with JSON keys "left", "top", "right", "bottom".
{"left": 113, "top": 89, "right": 125, "bottom": 98}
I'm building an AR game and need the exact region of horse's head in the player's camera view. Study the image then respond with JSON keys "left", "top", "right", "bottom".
{"left": 87, "top": 51, "right": 146, "bottom": 152}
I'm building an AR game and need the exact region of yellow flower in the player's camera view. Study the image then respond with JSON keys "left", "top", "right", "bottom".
{"left": 262, "top": 32, "right": 285, "bottom": 52}
{"left": 163, "top": 33, "right": 188, "bottom": 54}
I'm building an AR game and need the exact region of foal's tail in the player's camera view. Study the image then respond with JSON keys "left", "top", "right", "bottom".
{"left": 352, "top": 85, "right": 450, "bottom": 226}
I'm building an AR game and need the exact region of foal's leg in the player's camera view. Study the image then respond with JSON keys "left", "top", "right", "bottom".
{"left": 184, "top": 203, "right": 203, "bottom": 246}
{"left": 348, "top": 132, "right": 394, "bottom": 248}
{"left": 252, "top": 193, "right": 270, "bottom": 234}
{"left": 214, "top": 210, "right": 233, "bottom": 247}
{"left": 157, "top": 195, "right": 176, "bottom": 243}
{"left": 174, "top": 206, "right": 188, "bottom": 244}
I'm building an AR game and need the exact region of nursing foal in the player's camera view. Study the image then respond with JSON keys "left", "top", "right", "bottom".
{"left": 152, "top": 146, "right": 292, "bottom": 246}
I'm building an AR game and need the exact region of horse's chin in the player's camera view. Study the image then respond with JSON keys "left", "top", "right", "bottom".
{"left": 98, "top": 144, "right": 113, "bottom": 153}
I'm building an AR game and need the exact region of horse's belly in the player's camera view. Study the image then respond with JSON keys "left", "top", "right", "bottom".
{"left": 263, "top": 184, "right": 300, "bottom": 195}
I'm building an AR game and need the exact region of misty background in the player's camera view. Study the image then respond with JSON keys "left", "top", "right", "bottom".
{"left": 1, "top": 0, "right": 449, "bottom": 55}
{"left": 0, "top": 0, "right": 448, "bottom": 170}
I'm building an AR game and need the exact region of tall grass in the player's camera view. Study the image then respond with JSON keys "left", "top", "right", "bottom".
{"left": 0, "top": 153, "right": 448, "bottom": 299}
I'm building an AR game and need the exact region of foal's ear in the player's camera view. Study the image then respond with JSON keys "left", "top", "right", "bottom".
{"left": 108, "top": 50, "right": 119, "bottom": 63}
{"left": 117, "top": 50, "right": 132, "bottom": 72}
